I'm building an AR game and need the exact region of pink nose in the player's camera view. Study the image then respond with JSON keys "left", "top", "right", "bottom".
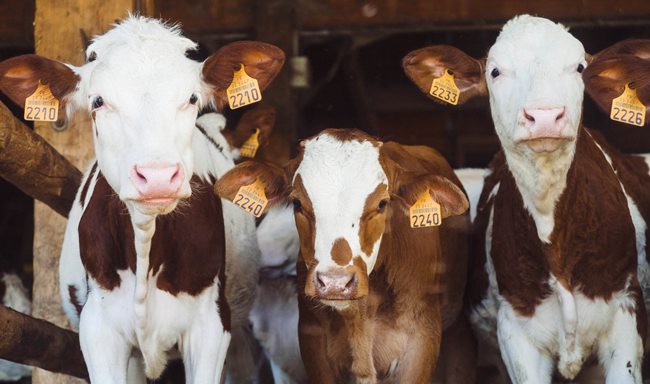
{"left": 130, "top": 163, "right": 184, "bottom": 199}
{"left": 315, "top": 270, "right": 358, "bottom": 300}
{"left": 523, "top": 107, "right": 568, "bottom": 139}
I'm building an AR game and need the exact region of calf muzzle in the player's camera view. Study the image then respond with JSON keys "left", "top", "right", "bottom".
{"left": 314, "top": 269, "right": 358, "bottom": 300}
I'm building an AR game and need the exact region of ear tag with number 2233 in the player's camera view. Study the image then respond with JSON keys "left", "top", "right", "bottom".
{"left": 227, "top": 64, "right": 262, "bottom": 110}
{"left": 429, "top": 69, "right": 459, "bottom": 105}
{"left": 234, "top": 178, "right": 268, "bottom": 218}
{"left": 239, "top": 128, "right": 260, "bottom": 158}
{"left": 610, "top": 83, "right": 646, "bottom": 126}
{"left": 24, "top": 81, "right": 59, "bottom": 122}
{"left": 410, "top": 188, "right": 441, "bottom": 228}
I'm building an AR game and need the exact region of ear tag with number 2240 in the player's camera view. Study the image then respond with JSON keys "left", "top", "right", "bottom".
{"left": 239, "top": 128, "right": 260, "bottom": 158}
{"left": 24, "top": 81, "right": 59, "bottom": 122}
{"left": 610, "top": 83, "right": 646, "bottom": 126}
{"left": 227, "top": 64, "right": 262, "bottom": 110}
{"left": 234, "top": 178, "right": 268, "bottom": 218}
{"left": 429, "top": 69, "right": 459, "bottom": 105}
{"left": 410, "top": 188, "right": 441, "bottom": 228}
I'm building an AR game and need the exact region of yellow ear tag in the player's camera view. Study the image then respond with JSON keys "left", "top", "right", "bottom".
{"left": 239, "top": 128, "right": 260, "bottom": 158}
{"left": 233, "top": 178, "right": 268, "bottom": 217}
{"left": 429, "top": 69, "right": 459, "bottom": 105}
{"left": 409, "top": 188, "right": 441, "bottom": 228}
{"left": 611, "top": 83, "right": 646, "bottom": 126}
{"left": 227, "top": 64, "right": 262, "bottom": 110}
{"left": 24, "top": 81, "right": 59, "bottom": 122}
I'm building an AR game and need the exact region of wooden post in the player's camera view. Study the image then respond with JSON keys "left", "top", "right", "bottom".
{"left": 32, "top": 1, "right": 133, "bottom": 383}
{"left": 255, "top": 0, "right": 297, "bottom": 164}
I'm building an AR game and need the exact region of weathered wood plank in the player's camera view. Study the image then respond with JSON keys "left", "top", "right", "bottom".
{"left": 0, "top": 100, "right": 81, "bottom": 218}
{"left": 32, "top": 1, "right": 133, "bottom": 383}
{"left": 0, "top": 305, "right": 87, "bottom": 379}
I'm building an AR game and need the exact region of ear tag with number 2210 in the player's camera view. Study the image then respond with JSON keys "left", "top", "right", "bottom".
{"left": 239, "top": 128, "right": 260, "bottom": 158}
{"left": 227, "top": 64, "right": 262, "bottom": 110}
{"left": 410, "top": 188, "right": 441, "bottom": 228}
{"left": 429, "top": 69, "right": 459, "bottom": 105}
{"left": 24, "top": 81, "right": 59, "bottom": 122}
{"left": 234, "top": 178, "right": 268, "bottom": 218}
{"left": 610, "top": 83, "right": 646, "bottom": 127}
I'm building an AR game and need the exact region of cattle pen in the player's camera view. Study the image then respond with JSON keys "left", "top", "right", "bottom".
{"left": 2, "top": 1, "right": 650, "bottom": 384}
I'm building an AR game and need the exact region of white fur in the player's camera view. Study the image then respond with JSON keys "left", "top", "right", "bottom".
{"left": 257, "top": 204, "right": 299, "bottom": 275}
{"left": 470, "top": 15, "right": 645, "bottom": 384}
{"left": 0, "top": 273, "right": 33, "bottom": 381}
{"left": 294, "top": 132, "right": 387, "bottom": 277}
{"left": 454, "top": 168, "right": 485, "bottom": 222}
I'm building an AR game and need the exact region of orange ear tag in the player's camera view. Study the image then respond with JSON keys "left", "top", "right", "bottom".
{"left": 611, "top": 83, "right": 646, "bottom": 126}
{"left": 227, "top": 64, "right": 262, "bottom": 110}
{"left": 409, "top": 188, "right": 441, "bottom": 228}
{"left": 239, "top": 128, "right": 260, "bottom": 158}
{"left": 429, "top": 69, "right": 459, "bottom": 105}
{"left": 24, "top": 81, "right": 59, "bottom": 122}
{"left": 233, "top": 178, "right": 268, "bottom": 217}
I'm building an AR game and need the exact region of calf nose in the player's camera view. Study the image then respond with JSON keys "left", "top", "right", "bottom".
{"left": 131, "top": 163, "right": 184, "bottom": 199}
{"left": 315, "top": 270, "right": 358, "bottom": 300}
{"left": 522, "top": 107, "right": 567, "bottom": 139}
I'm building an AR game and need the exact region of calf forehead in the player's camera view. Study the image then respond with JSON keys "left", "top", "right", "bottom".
{"left": 489, "top": 15, "right": 585, "bottom": 69}
{"left": 295, "top": 133, "right": 387, "bottom": 223}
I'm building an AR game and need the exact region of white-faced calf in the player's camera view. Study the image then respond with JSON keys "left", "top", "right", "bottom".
{"left": 0, "top": 16, "right": 283, "bottom": 384}
{"left": 404, "top": 15, "right": 650, "bottom": 384}
{"left": 216, "top": 129, "right": 474, "bottom": 384}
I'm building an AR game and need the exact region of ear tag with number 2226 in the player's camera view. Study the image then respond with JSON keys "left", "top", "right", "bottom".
{"left": 429, "top": 69, "right": 459, "bottom": 105}
{"left": 234, "top": 178, "right": 268, "bottom": 218}
{"left": 410, "top": 188, "right": 441, "bottom": 228}
{"left": 227, "top": 64, "right": 262, "bottom": 110}
{"left": 239, "top": 128, "right": 260, "bottom": 158}
{"left": 610, "top": 83, "right": 646, "bottom": 127}
{"left": 24, "top": 81, "right": 59, "bottom": 122}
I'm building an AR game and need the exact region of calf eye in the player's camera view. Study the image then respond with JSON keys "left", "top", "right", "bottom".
{"left": 189, "top": 94, "right": 198, "bottom": 105}
{"left": 577, "top": 64, "right": 585, "bottom": 73}
{"left": 292, "top": 199, "right": 302, "bottom": 212}
{"left": 378, "top": 200, "right": 387, "bottom": 212}
{"left": 92, "top": 96, "right": 104, "bottom": 109}
{"left": 491, "top": 68, "right": 500, "bottom": 78}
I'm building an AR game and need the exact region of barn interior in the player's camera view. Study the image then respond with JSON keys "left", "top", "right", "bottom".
{"left": 1, "top": 1, "right": 650, "bottom": 383}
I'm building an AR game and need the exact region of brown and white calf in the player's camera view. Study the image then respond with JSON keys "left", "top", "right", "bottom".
{"left": 216, "top": 129, "right": 474, "bottom": 384}
{"left": 404, "top": 15, "right": 650, "bottom": 383}
{"left": 0, "top": 16, "right": 284, "bottom": 384}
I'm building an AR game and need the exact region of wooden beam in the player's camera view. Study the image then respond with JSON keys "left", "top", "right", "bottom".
{"left": 32, "top": 1, "right": 134, "bottom": 383}
{"left": 0, "top": 100, "right": 81, "bottom": 218}
{"left": 0, "top": 305, "right": 87, "bottom": 379}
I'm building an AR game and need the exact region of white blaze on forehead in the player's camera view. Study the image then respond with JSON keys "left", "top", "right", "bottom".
{"left": 295, "top": 132, "right": 388, "bottom": 273}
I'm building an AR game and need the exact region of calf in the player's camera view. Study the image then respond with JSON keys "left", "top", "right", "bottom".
{"left": 216, "top": 129, "right": 473, "bottom": 384}
{"left": 0, "top": 16, "right": 283, "bottom": 384}
{"left": 404, "top": 15, "right": 650, "bottom": 383}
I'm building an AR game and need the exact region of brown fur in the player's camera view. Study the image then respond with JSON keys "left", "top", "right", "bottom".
{"left": 469, "top": 127, "right": 648, "bottom": 337}
{"left": 215, "top": 129, "right": 472, "bottom": 383}
{"left": 331, "top": 238, "right": 353, "bottom": 266}
{"left": 68, "top": 285, "right": 83, "bottom": 317}
{"left": 0, "top": 54, "right": 80, "bottom": 118}
{"left": 402, "top": 45, "right": 488, "bottom": 105}
{"left": 78, "top": 172, "right": 230, "bottom": 330}
{"left": 79, "top": 162, "right": 98, "bottom": 208}
{"left": 202, "top": 41, "right": 285, "bottom": 111}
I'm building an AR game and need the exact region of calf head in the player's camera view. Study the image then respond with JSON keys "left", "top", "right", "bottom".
{"left": 215, "top": 129, "right": 467, "bottom": 308}
{"left": 0, "top": 16, "right": 284, "bottom": 216}
{"left": 404, "top": 15, "right": 587, "bottom": 154}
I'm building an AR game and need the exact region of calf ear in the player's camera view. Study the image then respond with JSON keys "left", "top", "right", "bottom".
{"left": 393, "top": 171, "right": 468, "bottom": 219}
{"left": 231, "top": 105, "right": 276, "bottom": 150}
{"left": 214, "top": 160, "right": 289, "bottom": 211}
{"left": 591, "top": 39, "right": 650, "bottom": 61}
{"left": 402, "top": 45, "right": 487, "bottom": 105}
{"left": 202, "top": 41, "right": 285, "bottom": 110}
{"left": 583, "top": 55, "right": 650, "bottom": 122}
{"left": 0, "top": 54, "right": 80, "bottom": 114}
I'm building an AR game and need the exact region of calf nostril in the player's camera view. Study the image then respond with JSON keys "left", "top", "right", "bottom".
{"left": 524, "top": 110, "right": 535, "bottom": 122}
{"left": 346, "top": 273, "right": 357, "bottom": 289}
{"left": 135, "top": 168, "right": 147, "bottom": 184}
{"left": 556, "top": 109, "right": 565, "bottom": 122}
{"left": 316, "top": 273, "right": 326, "bottom": 289}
